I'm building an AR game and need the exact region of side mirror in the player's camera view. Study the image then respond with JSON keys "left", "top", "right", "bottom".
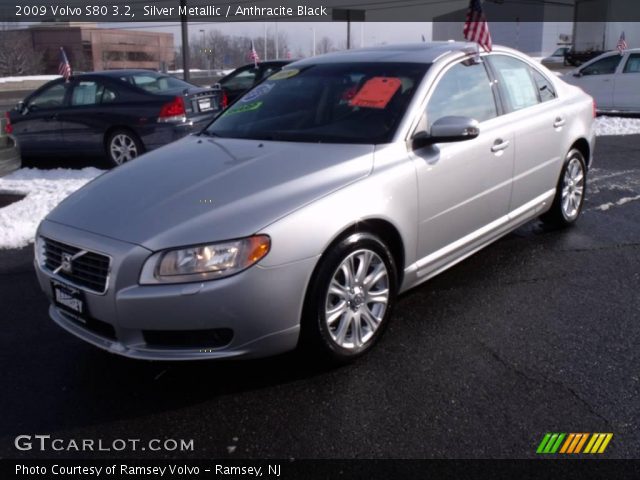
{"left": 573, "top": 72, "right": 583, "bottom": 78}
{"left": 412, "top": 116, "right": 480, "bottom": 149}
{"left": 15, "top": 101, "right": 24, "bottom": 113}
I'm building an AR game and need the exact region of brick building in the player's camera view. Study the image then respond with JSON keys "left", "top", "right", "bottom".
{"left": 24, "top": 23, "right": 175, "bottom": 73}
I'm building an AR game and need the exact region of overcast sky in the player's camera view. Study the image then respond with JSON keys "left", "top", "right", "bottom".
{"left": 107, "top": 22, "right": 434, "bottom": 55}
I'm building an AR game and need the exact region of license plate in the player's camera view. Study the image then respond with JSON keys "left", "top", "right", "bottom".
{"left": 52, "top": 280, "right": 85, "bottom": 316}
{"left": 199, "top": 98, "right": 212, "bottom": 111}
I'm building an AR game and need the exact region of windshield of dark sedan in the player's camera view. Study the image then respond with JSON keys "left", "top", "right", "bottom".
{"left": 205, "top": 62, "right": 430, "bottom": 144}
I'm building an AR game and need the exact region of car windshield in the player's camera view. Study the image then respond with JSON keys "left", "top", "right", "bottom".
{"left": 120, "top": 73, "right": 193, "bottom": 93}
{"left": 205, "top": 62, "right": 430, "bottom": 144}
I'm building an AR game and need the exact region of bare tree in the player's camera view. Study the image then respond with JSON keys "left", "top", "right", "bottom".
{"left": 0, "top": 26, "right": 44, "bottom": 76}
{"left": 317, "top": 36, "right": 335, "bottom": 54}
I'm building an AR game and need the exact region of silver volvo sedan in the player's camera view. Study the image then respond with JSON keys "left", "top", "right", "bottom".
{"left": 34, "top": 43, "right": 595, "bottom": 363}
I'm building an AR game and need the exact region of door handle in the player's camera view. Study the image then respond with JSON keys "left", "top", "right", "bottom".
{"left": 553, "top": 117, "right": 566, "bottom": 128}
{"left": 491, "top": 139, "right": 510, "bottom": 153}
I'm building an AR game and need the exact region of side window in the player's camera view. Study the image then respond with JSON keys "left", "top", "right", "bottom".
{"left": 426, "top": 61, "right": 497, "bottom": 128}
{"left": 71, "top": 81, "right": 117, "bottom": 106}
{"left": 580, "top": 55, "right": 621, "bottom": 76}
{"left": 221, "top": 68, "right": 258, "bottom": 91}
{"left": 532, "top": 70, "right": 557, "bottom": 102}
{"left": 623, "top": 54, "right": 640, "bottom": 73}
{"left": 28, "top": 83, "right": 66, "bottom": 109}
{"left": 490, "top": 55, "right": 540, "bottom": 111}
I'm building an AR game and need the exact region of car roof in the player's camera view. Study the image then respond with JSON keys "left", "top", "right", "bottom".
{"left": 291, "top": 42, "right": 484, "bottom": 66}
{"left": 79, "top": 69, "right": 168, "bottom": 78}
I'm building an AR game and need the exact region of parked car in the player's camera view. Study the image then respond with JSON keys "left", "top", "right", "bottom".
{"left": 7, "top": 70, "right": 220, "bottom": 167}
{"left": 34, "top": 43, "right": 595, "bottom": 363}
{"left": 564, "top": 48, "right": 640, "bottom": 113}
{"left": 541, "top": 47, "right": 570, "bottom": 66}
{"left": 0, "top": 114, "right": 21, "bottom": 176}
{"left": 212, "top": 60, "right": 292, "bottom": 108}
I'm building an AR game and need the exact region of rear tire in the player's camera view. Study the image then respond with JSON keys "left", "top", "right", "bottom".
{"left": 541, "top": 149, "right": 587, "bottom": 227}
{"left": 105, "top": 129, "right": 143, "bottom": 168}
{"left": 300, "top": 232, "right": 397, "bottom": 364}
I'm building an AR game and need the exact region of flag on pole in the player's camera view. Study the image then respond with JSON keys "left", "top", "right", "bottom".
{"left": 58, "top": 47, "right": 72, "bottom": 81}
{"left": 617, "top": 31, "right": 628, "bottom": 54}
{"left": 463, "top": 0, "right": 492, "bottom": 53}
{"left": 248, "top": 39, "right": 260, "bottom": 66}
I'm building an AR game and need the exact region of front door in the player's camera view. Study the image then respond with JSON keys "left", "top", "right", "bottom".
{"left": 411, "top": 59, "right": 514, "bottom": 267}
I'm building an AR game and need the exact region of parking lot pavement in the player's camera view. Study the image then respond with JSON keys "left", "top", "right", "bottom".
{"left": 0, "top": 135, "right": 639, "bottom": 460}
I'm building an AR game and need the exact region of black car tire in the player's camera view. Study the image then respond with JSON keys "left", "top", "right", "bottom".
{"left": 105, "top": 129, "right": 143, "bottom": 168}
{"left": 300, "top": 232, "right": 397, "bottom": 364}
{"left": 541, "top": 149, "right": 587, "bottom": 228}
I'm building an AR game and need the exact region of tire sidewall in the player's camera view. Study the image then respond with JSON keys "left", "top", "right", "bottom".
{"left": 559, "top": 149, "right": 587, "bottom": 224}
{"left": 303, "top": 232, "right": 398, "bottom": 362}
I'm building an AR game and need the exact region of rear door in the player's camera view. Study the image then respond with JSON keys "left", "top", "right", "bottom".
{"left": 60, "top": 78, "right": 119, "bottom": 153}
{"left": 487, "top": 54, "right": 566, "bottom": 213}
{"left": 613, "top": 52, "right": 640, "bottom": 112}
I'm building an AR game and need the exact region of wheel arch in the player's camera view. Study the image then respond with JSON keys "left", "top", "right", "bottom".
{"left": 570, "top": 138, "right": 591, "bottom": 168}
{"left": 309, "top": 218, "right": 406, "bottom": 289}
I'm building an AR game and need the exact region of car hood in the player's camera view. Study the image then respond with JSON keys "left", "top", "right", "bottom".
{"left": 46, "top": 135, "right": 374, "bottom": 250}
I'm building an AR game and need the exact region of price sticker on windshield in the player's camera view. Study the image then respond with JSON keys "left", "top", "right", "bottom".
{"left": 349, "top": 77, "right": 402, "bottom": 109}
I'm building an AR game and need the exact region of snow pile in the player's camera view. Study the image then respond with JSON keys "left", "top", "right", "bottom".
{"left": 0, "top": 75, "right": 60, "bottom": 84}
{"left": 595, "top": 116, "right": 640, "bottom": 136}
{"left": 0, "top": 167, "right": 105, "bottom": 249}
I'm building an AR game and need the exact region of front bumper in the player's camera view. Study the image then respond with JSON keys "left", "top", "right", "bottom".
{"left": 35, "top": 220, "right": 314, "bottom": 360}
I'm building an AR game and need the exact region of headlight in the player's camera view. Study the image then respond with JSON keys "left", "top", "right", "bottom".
{"left": 140, "top": 235, "right": 270, "bottom": 284}
{"left": 34, "top": 236, "right": 46, "bottom": 267}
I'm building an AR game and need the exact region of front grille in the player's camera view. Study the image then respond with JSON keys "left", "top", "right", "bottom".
{"left": 42, "top": 237, "right": 111, "bottom": 293}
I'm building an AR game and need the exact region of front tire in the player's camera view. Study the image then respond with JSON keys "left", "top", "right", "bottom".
{"left": 106, "top": 129, "right": 143, "bottom": 167}
{"left": 300, "top": 232, "right": 397, "bottom": 364}
{"left": 541, "top": 149, "right": 587, "bottom": 227}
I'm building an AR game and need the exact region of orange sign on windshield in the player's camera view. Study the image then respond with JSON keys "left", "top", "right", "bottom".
{"left": 349, "top": 77, "right": 402, "bottom": 109}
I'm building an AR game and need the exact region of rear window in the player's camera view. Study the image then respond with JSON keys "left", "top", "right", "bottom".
{"left": 206, "top": 62, "right": 429, "bottom": 144}
{"left": 120, "top": 73, "right": 192, "bottom": 93}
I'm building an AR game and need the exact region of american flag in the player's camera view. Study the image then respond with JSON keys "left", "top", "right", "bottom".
{"left": 617, "top": 31, "right": 628, "bottom": 54}
{"left": 58, "top": 47, "right": 71, "bottom": 81}
{"left": 248, "top": 39, "right": 260, "bottom": 66}
{"left": 463, "top": 0, "right": 492, "bottom": 53}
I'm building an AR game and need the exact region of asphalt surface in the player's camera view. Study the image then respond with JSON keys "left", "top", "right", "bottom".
{"left": 0, "top": 135, "right": 639, "bottom": 460}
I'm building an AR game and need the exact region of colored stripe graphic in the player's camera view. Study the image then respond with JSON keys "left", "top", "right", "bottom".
{"left": 574, "top": 433, "right": 589, "bottom": 453}
{"left": 536, "top": 433, "right": 552, "bottom": 454}
{"left": 537, "top": 433, "right": 612, "bottom": 454}
{"left": 598, "top": 434, "right": 613, "bottom": 453}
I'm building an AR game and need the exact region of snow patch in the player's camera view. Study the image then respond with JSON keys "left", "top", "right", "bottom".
{"left": 595, "top": 116, "right": 640, "bottom": 136}
{"left": 0, "top": 75, "right": 61, "bottom": 84}
{"left": 0, "top": 167, "right": 105, "bottom": 250}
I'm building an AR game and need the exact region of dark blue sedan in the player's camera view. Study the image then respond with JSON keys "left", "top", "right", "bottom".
{"left": 6, "top": 70, "right": 220, "bottom": 167}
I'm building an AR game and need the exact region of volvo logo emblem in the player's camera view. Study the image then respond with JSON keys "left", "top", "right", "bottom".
{"left": 60, "top": 253, "right": 73, "bottom": 274}
{"left": 53, "top": 250, "right": 88, "bottom": 275}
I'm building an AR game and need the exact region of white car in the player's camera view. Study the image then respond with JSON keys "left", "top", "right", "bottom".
{"left": 564, "top": 48, "right": 640, "bottom": 113}
{"left": 541, "top": 47, "right": 570, "bottom": 66}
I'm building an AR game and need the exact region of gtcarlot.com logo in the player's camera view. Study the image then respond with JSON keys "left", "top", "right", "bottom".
{"left": 536, "top": 433, "right": 613, "bottom": 455}
{"left": 14, "top": 435, "right": 194, "bottom": 452}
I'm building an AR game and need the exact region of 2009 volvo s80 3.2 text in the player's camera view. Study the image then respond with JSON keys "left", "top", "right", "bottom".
{"left": 34, "top": 43, "right": 595, "bottom": 363}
